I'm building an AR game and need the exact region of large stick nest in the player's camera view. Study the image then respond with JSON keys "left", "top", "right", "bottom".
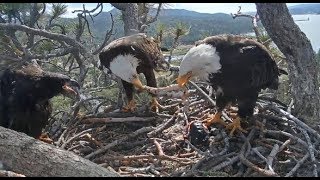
{"left": 46, "top": 82, "right": 320, "bottom": 177}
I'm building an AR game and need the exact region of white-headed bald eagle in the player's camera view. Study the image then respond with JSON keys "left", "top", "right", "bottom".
{"left": 177, "top": 35, "right": 287, "bottom": 135}
{"left": 99, "top": 33, "right": 169, "bottom": 112}
{"left": 0, "top": 62, "right": 79, "bottom": 142}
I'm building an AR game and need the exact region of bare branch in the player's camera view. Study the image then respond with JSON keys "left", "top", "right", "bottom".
{"left": 0, "top": 23, "right": 88, "bottom": 56}
{"left": 45, "top": 23, "right": 66, "bottom": 35}
{"left": 285, "top": 153, "right": 309, "bottom": 177}
{"left": 146, "top": 3, "right": 162, "bottom": 24}
{"left": 0, "top": 170, "right": 26, "bottom": 177}
{"left": 189, "top": 81, "right": 232, "bottom": 122}
{"left": 80, "top": 117, "right": 155, "bottom": 124}
{"left": 92, "top": 13, "right": 114, "bottom": 55}
{"left": 267, "top": 104, "right": 320, "bottom": 140}
{"left": 231, "top": 6, "right": 262, "bottom": 42}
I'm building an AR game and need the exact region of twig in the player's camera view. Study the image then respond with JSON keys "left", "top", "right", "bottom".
{"left": 85, "top": 126, "right": 155, "bottom": 159}
{"left": 239, "top": 141, "right": 279, "bottom": 177}
{"left": 285, "top": 153, "right": 310, "bottom": 177}
{"left": 266, "top": 144, "right": 279, "bottom": 173}
{"left": 147, "top": 114, "right": 177, "bottom": 138}
{"left": 0, "top": 170, "right": 26, "bottom": 177}
{"left": 153, "top": 139, "right": 164, "bottom": 156}
{"left": 120, "top": 165, "right": 154, "bottom": 174}
{"left": 278, "top": 139, "right": 291, "bottom": 152}
{"left": 265, "top": 130, "right": 309, "bottom": 149}
{"left": 213, "top": 129, "right": 230, "bottom": 157}
{"left": 189, "top": 81, "right": 231, "bottom": 122}
{"left": 185, "top": 139, "right": 211, "bottom": 157}
{"left": 252, "top": 147, "right": 267, "bottom": 162}
{"left": 211, "top": 155, "right": 240, "bottom": 171}
{"left": 300, "top": 128, "right": 318, "bottom": 177}
{"left": 61, "top": 128, "right": 93, "bottom": 149}
{"left": 287, "top": 98, "right": 294, "bottom": 114}
{"left": 92, "top": 13, "right": 114, "bottom": 55}
{"left": 80, "top": 117, "right": 155, "bottom": 124}
{"left": 0, "top": 23, "right": 89, "bottom": 56}
{"left": 231, "top": 6, "right": 262, "bottom": 42}
{"left": 267, "top": 105, "right": 320, "bottom": 140}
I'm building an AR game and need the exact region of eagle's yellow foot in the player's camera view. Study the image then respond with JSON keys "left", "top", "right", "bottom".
{"left": 202, "top": 111, "right": 226, "bottom": 127}
{"left": 150, "top": 97, "right": 161, "bottom": 112}
{"left": 38, "top": 133, "right": 53, "bottom": 144}
{"left": 122, "top": 100, "right": 137, "bottom": 112}
{"left": 226, "top": 116, "right": 248, "bottom": 136}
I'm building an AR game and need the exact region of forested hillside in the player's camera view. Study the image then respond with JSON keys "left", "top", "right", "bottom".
{"left": 60, "top": 8, "right": 256, "bottom": 47}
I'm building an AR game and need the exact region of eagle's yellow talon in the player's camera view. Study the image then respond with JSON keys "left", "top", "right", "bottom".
{"left": 122, "top": 100, "right": 137, "bottom": 112}
{"left": 202, "top": 111, "right": 226, "bottom": 127}
{"left": 150, "top": 97, "right": 160, "bottom": 112}
{"left": 38, "top": 133, "right": 53, "bottom": 144}
{"left": 226, "top": 116, "right": 248, "bottom": 136}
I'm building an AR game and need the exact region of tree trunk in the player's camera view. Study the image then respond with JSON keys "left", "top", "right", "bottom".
{"left": 111, "top": 3, "right": 139, "bottom": 36}
{"left": 0, "top": 126, "right": 119, "bottom": 177}
{"left": 256, "top": 3, "right": 320, "bottom": 127}
{"left": 123, "top": 3, "right": 139, "bottom": 35}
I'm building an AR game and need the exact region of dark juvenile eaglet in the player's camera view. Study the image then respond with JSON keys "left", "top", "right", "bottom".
{"left": 0, "top": 62, "right": 79, "bottom": 139}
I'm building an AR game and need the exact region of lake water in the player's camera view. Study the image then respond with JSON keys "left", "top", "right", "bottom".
{"left": 245, "top": 14, "right": 320, "bottom": 52}
{"left": 294, "top": 14, "right": 320, "bottom": 52}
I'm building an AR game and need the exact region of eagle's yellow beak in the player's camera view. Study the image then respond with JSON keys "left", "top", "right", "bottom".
{"left": 177, "top": 71, "right": 192, "bottom": 87}
{"left": 132, "top": 77, "right": 145, "bottom": 91}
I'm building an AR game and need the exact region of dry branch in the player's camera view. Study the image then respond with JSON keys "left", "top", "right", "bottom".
{"left": 0, "top": 170, "right": 26, "bottom": 177}
{"left": 85, "top": 126, "right": 155, "bottom": 160}
{"left": 285, "top": 153, "right": 310, "bottom": 177}
{"left": 0, "top": 126, "right": 119, "bottom": 177}
{"left": 81, "top": 117, "right": 155, "bottom": 124}
{"left": 231, "top": 6, "right": 262, "bottom": 42}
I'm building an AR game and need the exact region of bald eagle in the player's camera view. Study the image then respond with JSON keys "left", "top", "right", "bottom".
{"left": 177, "top": 35, "right": 287, "bottom": 135}
{"left": 0, "top": 62, "right": 79, "bottom": 142}
{"left": 99, "top": 33, "right": 168, "bottom": 112}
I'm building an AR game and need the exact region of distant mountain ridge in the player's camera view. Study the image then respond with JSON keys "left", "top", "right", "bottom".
{"left": 65, "top": 3, "right": 320, "bottom": 47}
{"left": 84, "top": 8, "right": 255, "bottom": 47}
{"left": 245, "top": 3, "right": 320, "bottom": 15}
{"left": 288, "top": 3, "right": 320, "bottom": 14}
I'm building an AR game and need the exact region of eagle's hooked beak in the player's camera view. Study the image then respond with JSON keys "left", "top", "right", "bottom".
{"left": 132, "top": 76, "right": 145, "bottom": 91}
{"left": 62, "top": 79, "right": 80, "bottom": 97}
{"left": 177, "top": 71, "right": 193, "bottom": 87}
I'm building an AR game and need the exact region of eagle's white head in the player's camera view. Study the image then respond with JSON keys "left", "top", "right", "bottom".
{"left": 177, "top": 43, "right": 222, "bottom": 87}
{"left": 109, "top": 54, "right": 143, "bottom": 90}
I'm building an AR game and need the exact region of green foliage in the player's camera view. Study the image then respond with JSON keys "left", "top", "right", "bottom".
{"left": 33, "top": 40, "right": 55, "bottom": 54}
{"left": 51, "top": 95, "right": 74, "bottom": 112}
{"left": 50, "top": 3, "right": 68, "bottom": 21}
{"left": 0, "top": 3, "right": 29, "bottom": 13}
{"left": 155, "top": 22, "right": 167, "bottom": 42}
{"left": 172, "top": 21, "right": 190, "bottom": 39}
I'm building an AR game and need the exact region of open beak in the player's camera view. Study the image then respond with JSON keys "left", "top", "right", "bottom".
{"left": 62, "top": 79, "right": 80, "bottom": 98}
{"left": 62, "top": 84, "right": 77, "bottom": 96}
{"left": 177, "top": 71, "right": 192, "bottom": 87}
{"left": 132, "top": 77, "right": 145, "bottom": 91}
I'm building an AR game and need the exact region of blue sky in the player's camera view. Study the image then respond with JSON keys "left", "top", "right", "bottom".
{"left": 58, "top": 3, "right": 306, "bottom": 18}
